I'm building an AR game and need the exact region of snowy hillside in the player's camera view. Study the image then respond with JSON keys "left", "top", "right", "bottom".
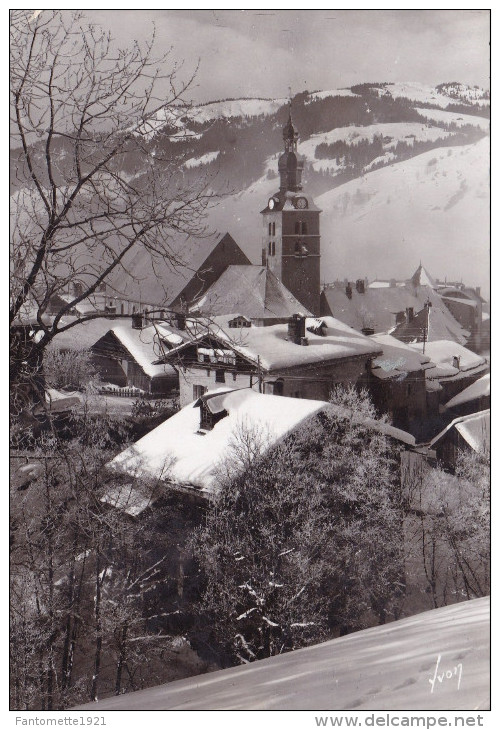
{"left": 317, "top": 137, "right": 489, "bottom": 293}
{"left": 375, "top": 81, "right": 490, "bottom": 108}
{"left": 73, "top": 597, "right": 489, "bottom": 711}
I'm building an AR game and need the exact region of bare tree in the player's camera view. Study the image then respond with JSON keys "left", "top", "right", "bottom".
{"left": 10, "top": 10, "right": 216, "bottom": 391}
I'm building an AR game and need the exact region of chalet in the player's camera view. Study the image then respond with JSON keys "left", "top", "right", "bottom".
{"left": 156, "top": 313, "right": 383, "bottom": 407}
{"left": 429, "top": 409, "right": 490, "bottom": 471}
{"left": 102, "top": 388, "right": 416, "bottom": 514}
{"left": 190, "top": 265, "right": 313, "bottom": 325}
{"left": 90, "top": 322, "right": 188, "bottom": 396}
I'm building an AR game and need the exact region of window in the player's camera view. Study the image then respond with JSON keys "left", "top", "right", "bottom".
{"left": 215, "top": 370, "right": 225, "bottom": 383}
{"left": 268, "top": 241, "right": 272, "bottom": 255}
{"left": 271, "top": 241, "right": 275, "bottom": 256}
{"left": 295, "top": 221, "right": 307, "bottom": 235}
{"left": 193, "top": 384, "right": 207, "bottom": 400}
{"left": 268, "top": 222, "right": 272, "bottom": 235}
{"left": 272, "top": 221, "right": 276, "bottom": 236}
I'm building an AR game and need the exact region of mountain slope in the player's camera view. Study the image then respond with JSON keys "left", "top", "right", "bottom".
{"left": 317, "top": 137, "right": 489, "bottom": 292}
{"left": 200, "top": 137, "right": 489, "bottom": 294}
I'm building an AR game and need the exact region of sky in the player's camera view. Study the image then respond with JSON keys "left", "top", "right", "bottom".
{"left": 82, "top": 9, "right": 490, "bottom": 104}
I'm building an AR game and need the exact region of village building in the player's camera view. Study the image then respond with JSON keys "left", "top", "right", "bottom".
{"left": 320, "top": 276, "right": 469, "bottom": 345}
{"left": 443, "top": 373, "right": 490, "bottom": 418}
{"left": 102, "top": 387, "right": 416, "bottom": 514}
{"left": 365, "top": 333, "right": 435, "bottom": 439}
{"left": 429, "top": 409, "right": 490, "bottom": 471}
{"left": 407, "top": 340, "right": 489, "bottom": 404}
{"left": 156, "top": 313, "right": 383, "bottom": 407}
{"left": 48, "top": 317, "right": 189, "bottom": 396}
{"left": 90, "top": 323, "right": 184, "bottom": 396}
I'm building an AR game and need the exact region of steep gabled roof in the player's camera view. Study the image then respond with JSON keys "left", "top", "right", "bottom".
{"left": 411, "top": 263, "right": 437, "bottom": 289}
{"left": 106, "top": 232, "right": 250, "bottom": 307}
{"left": 192, "top": 265, "right": 312, "bottom": 319}
{"left": 391, "top": 301, "right": 469, "bottom": 345}
{"left": 430, "top": 409, "right": 490, "bottom": 452}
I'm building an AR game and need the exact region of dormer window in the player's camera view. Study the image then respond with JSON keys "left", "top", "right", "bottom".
{"left": 195, "top": 393, "right": 229, "bottom": 432}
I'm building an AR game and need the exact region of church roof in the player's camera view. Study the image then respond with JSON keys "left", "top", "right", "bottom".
{"left": 106, "top": 232, "right": 248, "bottom": 307}
{"left": 191, "top": 265, "right": 313, "bottom": 320}
{"left": 411, "top": 264, "right": 437, "bottom": 289}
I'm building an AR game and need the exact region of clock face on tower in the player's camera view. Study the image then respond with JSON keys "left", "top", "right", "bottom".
{"left": 268, "top": 197, "right": 275, "bottom": 210}
{"left": 294, "top": 196, "right": 308, "bottom": 209}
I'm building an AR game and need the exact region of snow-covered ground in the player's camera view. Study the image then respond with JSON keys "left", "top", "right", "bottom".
{"left": 415, "top": 107, "right": 490, "bottom": 130}
{"left": 183, "top": 151, "right": 220, "bottom": 169}
{"left": 297, "top": 123, "right": 455, "bottom": 173}
{"left": 73, "top": 597, "right": 489, "bottom": 711}
{"left": 190, "top": 97, "right": 287, "bottom": 123}
{"left": 306, "top": 88, "right": 358, "bottom": 102}
{"left": 378, "top": 81, "right": 490, "bottom": 109}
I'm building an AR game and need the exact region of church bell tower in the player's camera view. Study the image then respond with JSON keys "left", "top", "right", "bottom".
{"left": 261, "top": 106, "right": 321, "bottom": 315}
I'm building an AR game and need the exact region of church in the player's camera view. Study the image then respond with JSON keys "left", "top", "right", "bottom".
{"left": 260, "top": 108, "right": 321, "bottom": 316}
{"left": 181, "top": 107, "right": 322, "bottom": 322}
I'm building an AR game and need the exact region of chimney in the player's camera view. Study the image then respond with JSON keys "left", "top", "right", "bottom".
{"left": 345, "top": 282, "right": 353, "bottom": 300}
{"left": 396, "top": 311, "right": 406, "bottom": 325}
{"left": 475, "top": 286, "right": 481, "bottom": 297}
{"left": 406, "top": 307, "right": 414, "bottom": 322}
{"left": 131, "top": 313, "right": 143, "bottom": 329}
{"left": 356, "top": 279, "right": 365, "bottom": 294}
{"left": 174, "top": 312, "right": 186, "bottom": 331}
{"left": 452, "top": 355, "right": 461, "bottom": 369}
{"left": 288, "top": 313, "right": 306, "bottom": 344}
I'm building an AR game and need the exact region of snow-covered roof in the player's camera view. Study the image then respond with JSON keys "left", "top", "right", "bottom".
{"left": 32, "top": 388, "right": 82, "bottom": 415}
{"left": 444, "top": 374, "right": 490, "bottom": 410}
{"left": 106, "top": 231, "right": 250, "bottom": 308}
{"left": 165, "top": 315, "right": 382, "bottom": 372}
{"left": 110, "top": 325, "right": 177, "bottom": 379}
{"left": 72, "top": 596, "right": 489, "bottom": 711}
{"left": 48, "top": 317, "right": 122, "bottom": 352}
{"left": 106, "top": 389, "right": 328, "bottom": 495}
{"left": 369, "top": 333, "right": 433, "bottom": 379}
{"left": 106, "top": 389, "right": 415, "bottom": 501}
{"left": 191, "top": 265, "right": 313, "bottom": 319}
{"left": 430, "top": 409, "right": 490, "bottom": 452}
{"left": 322, "top": 283, "right": 468, "bottom": 344}
{"left": 409, "top": 341, "right": 488, "bottom": 382}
